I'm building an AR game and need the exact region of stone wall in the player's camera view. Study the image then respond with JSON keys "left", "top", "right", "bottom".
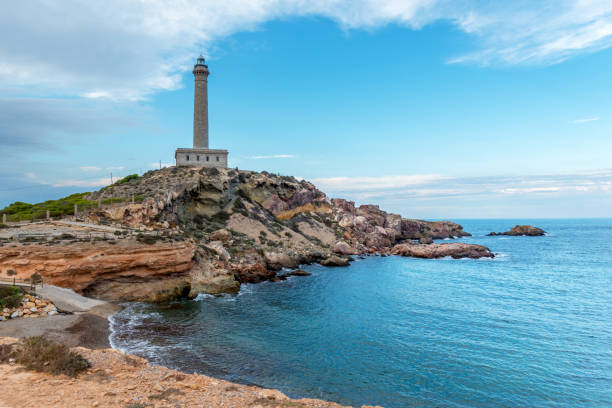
{"left": 175, "top": 148, "right": 228, "bottom": 168}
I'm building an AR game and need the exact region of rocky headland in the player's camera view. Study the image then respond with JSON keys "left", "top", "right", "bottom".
{"left": 0, "top": 167, "right": 493, "bottom": 302}
{"left": 488, "top": 225, "right": 546, "bottom": 236}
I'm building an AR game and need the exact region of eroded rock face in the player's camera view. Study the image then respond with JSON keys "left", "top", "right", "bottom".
{"left": 1, "top": 167, "right": 494, "bottom": 301}
{"left": 0, "top": 240, "right": 196, "bottom": 301}
{"left": 391, "top": 243, "right": 494, "bottom": 259}
{"left": 488, "top": 225, "right": 546, "bottom": 236}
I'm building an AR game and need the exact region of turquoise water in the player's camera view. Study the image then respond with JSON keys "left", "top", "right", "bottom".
{"left": 110, "top": 219, "right": 612, "bottom": 407}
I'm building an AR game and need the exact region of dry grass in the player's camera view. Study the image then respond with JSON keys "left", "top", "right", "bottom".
{"left": 7, "top": 336, "right": 90, "bottom": 377}
{"left": 275, "top": 203, "right": 331, "bottom": 221}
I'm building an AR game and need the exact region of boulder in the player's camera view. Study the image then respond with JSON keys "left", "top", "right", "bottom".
{"left": 418, "top": 237, "right": 434, "bottom": 244}
{"left": 333, "top": 241, "right": 356, "bottom": 255}
{"left": 391, "top": 242, "right": 494, "bottom": 259}
{"left": 264, "top": 252, "right": 298, "bottom": 270}
{"left": 191, "top": 274, "right": 240, "bottom": 295}
{"left": 231, "top": 262, "right": 276, "bottom": 284}
{"left": 488, "top": 225, "right": 546, "bottom": 236}
{"left": 320, "top": 255, "right": 350, "bottom": 267}
{"left": 278, "top": 270, "right": 311, "bottom": 279}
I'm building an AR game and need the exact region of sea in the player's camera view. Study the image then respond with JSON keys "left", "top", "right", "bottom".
{"left": 109, "top": 219, "right": 612, "bottom": 408}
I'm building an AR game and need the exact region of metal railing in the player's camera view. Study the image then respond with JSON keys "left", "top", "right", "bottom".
{"left": 0, "top": 277, "right": 44, "bottom": 290}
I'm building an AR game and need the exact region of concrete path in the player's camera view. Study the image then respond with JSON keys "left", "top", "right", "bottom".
{"left": 35, "top": 285, "right": 107, "bottom": 313}
{"left": 51, "top": 220, "right": 123, "bottom": 232}
{"left": 0, "top": 284, "right": 122, "bottom": 348}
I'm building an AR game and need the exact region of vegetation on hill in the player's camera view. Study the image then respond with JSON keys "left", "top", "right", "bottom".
{"left": 115, "top": 174, "right": 139, "bottom": 185}
{"left": 0, "top": 193, "right": 96, "bottom": 222}
{"left": 0, "top": 186, "right": 146, "bottom": 222}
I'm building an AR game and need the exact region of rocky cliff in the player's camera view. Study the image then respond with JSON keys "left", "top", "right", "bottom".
{"left": 0, "top": 167, "right": 492, "bottom": 301}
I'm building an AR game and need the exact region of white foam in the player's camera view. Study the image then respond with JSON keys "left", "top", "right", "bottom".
{"left": 194, "top": 293, "right": 215, "bottom": 301}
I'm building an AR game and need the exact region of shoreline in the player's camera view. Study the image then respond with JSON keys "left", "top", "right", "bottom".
{"left": 1, "top": 287, "right": 377, "bottom": 407}
{"left": 1, "top": 335, "right": 373, "bottom": 408}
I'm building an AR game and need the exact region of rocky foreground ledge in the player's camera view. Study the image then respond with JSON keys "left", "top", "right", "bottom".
{"left": 0, "top": 337, "right": 379, "bottom": 408}
{"left": 0, "top": 167, "right": 493, "bottom": 301}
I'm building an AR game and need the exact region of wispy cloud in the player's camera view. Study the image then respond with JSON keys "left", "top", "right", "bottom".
{"left": 80, "top": 166, "right": 101, "bottom": 172}
{"left": 51, "top": 178, "right": 112, "bottom": 188}
{"left": 572, "top": 117, "right": 600, "bottom": 124}
{"left": 312, "top": 169, "right": 612, "bottom": 202}
{"left": 25, "top": 172, "right": 37, "bottom": 179}
{"left": 248, "top": 154, "right": 296, "bottom": 160}
{"left": 499, "top": 187, "right": 561, "bottom": 194}
{"left": 312, "top": 174, "right": 444, "bottom": 190}
{"left": 106, "top": 166, "right": 125, "bottom": 171}
{"left": 2, "top": 1, "right": 612, "bottom": 102}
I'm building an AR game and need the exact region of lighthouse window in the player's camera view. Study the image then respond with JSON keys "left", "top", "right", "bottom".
{"left": 186, "top": 155, "right": 189, "bottom": 161}
{"left": 197, "top": 155, "right": 200, "bottom": 161}
{"left": 206, "top": 156, "right": 209, "bottom": 161}
{"left": 216, "top": 156, "right": 219, "bottom": 161}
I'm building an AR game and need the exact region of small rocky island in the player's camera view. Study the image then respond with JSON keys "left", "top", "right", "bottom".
{"left": 488, "top": 225, "right": 546, "bottom": 236}
{"left": 0, "top": 167, "right": 494, "bottom": 302}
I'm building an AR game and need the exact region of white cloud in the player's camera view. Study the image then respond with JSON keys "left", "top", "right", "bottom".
{"left": 310, "top": 170, "right": 612, "bottom": 201}
{"left": 149, "top": 162, "right": 172, "bottom": 169}
{"left": 25, "top": 172, "right": 37, "bottom": 179}
{"left": 51, "top": 178, "right": 112, "bottom": 188}
{"left": 248, "top": 154, "right": 296, "bottom": 159}
{"left": 499, "top": 187, "right": 561, "bottom": 194}
{"left": 80, "top": 166, "right": 101, "bottom": 172}
{"left": 311, "top": 174, "right": 444, "bottom": 190}
{"left": 2, "top": 1, "right": 612, "bottom": 102}
{"left": 572, "top": 117, "right": 600, "bottom": 123}
{"left": 106, "top": 166, "right": 125, "bottom": 171}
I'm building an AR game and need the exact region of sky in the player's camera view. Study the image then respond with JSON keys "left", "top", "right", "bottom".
{"left": 1, "top": 0, "right": 612, "bottom": 219}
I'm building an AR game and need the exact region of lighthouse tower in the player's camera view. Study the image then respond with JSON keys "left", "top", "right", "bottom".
{"left": 175, "top": 55, "right": 228, "bottom": 167}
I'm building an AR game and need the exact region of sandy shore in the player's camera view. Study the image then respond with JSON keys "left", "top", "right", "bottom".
{"left": 0, "top": 304, "right": 118, "bottom": 349}
{"left": 0, "top": 283, "right": 122, "bottom": 349}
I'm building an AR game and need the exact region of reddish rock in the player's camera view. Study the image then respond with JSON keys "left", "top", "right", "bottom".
{"left": 230, "top": 262, "right": 276, "bottom": 284}
{"left": 333, "top": 241, "right": 356, "bottom": 255}
{"left": 320, "top": 255, "right": 350, "bottom": 267}
{"left": 488, "top": 225, "right": 546, "bottom": 236}
{"left": 391, "top": 242, "right": 494, "bottom": 259}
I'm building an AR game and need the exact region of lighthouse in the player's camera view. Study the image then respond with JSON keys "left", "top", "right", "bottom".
{"left": 175, "top": 55, "right": 228, "bottom": 167}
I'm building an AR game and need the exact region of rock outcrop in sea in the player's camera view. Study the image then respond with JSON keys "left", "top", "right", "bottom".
{"left": 0, "top": 167, "right": 493, "bottom": 301}
{"left": 488, "top": 225, "right": 546, "bottom": 236}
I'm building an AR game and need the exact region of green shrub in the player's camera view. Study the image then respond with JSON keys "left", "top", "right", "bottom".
{"left": 0, "top": 285, "right": 23, "bottom": 308}
{"left": 210, "top": 211, "right": 230, "bottom": 224}
{"left": 115, "top": 174, "right": 139, "bottom": 185}
{"left": 136, "top": 233, "right": 157, "bottom": 245}
{"left": 0, "top": 193, "right": 98, "bottom": 222}
{"left": 13, "top": 336, "right": 89, "bottom": 377}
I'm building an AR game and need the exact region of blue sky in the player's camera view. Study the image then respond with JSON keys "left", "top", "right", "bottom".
{"left": 1, "top": 1, "right": 612, "bottom": 218}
